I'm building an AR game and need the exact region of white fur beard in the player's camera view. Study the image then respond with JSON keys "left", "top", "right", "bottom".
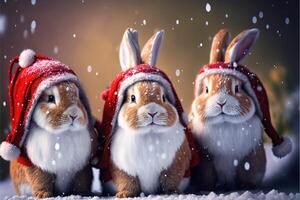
{"left": 192, "top": 114, "right": 263, "bottom": 185}
{"left": 25, "top": 123, "right": 91, "bottom": 193}
{"left": 111, "top": 122, "right": 185, "bottom": 194}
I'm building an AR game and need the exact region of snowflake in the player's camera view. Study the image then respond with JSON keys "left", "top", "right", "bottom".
{"left": 87, "top": 65, "right": 93, "bottom": 73}
{"left": 205, "top": 3, "right": 211, "bottom": 13}
{"left": 176, "top": 19, "right": 179, "bottom": 25}
{"left": 175, "top": 69, "right": 181, "bottom": 77}
{"left": 244, "top": 162, "right": 250, "bottom": 170}
{"left": 252, "top": 16, "right": 257, "bottom": 24}
{"left": 233, "top": 159, "right": 238, "bottom": 166}
{"left": 31, "top": 20, "right": 36, "bottom": 33}
{"left": 258, "top": 11, "right": 263, "bottom": 18}
{"left": 143, "top": 19, "right": 147, "bottom": 25}
{"left": 285, "top": 17, "right": 290, "bottom": 24}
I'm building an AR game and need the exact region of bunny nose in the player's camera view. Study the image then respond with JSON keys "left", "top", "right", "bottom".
{"left": 148, "top": 112, "right": 157, "bottom": 118}
{"left": 69, "top": 115, "right": 77, "bottom": 121}
{"left": 217, "top": 102, "right": 226, "bottom": 108}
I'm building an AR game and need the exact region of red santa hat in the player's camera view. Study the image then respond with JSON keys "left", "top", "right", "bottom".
{"left": 194, "top": 28, "right": 292, "bottom": 158}
{"left": 99, "top": 28, "right": 200, "bottom": 181}
{"left": 0, "top": 49, "right": 94, "bottom": 165}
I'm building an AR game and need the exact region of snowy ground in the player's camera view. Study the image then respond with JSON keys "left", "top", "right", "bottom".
{"left": 0, "top": 143, "right": 299, "bottom": 200}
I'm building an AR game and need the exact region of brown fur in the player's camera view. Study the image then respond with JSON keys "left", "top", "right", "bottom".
{"left": 193, "top": 74, "right": 253, "bottom": 122}
{"left": 39, "top": 82, "right": 88, "bottom": 129}
{"left": 10, "top": 160, "right": 93, "bottom": 198}
{"left": 111, "top": 163, "right": 140, "bottom": 198}
{"left": 10, "top": 160, "right": 55, "bottom": 198}
{"left": 159, "top": 138, "right": 191, "bottom": 194}
{"left": 10, "top": 81, "right": 94, "bottom": 198}
{"left": 121, "top": 81, "right": 177, "bottom": 129}
{"left": 210, "top": 29, "right": 230, "bottom": 63}
{"left": 236, "top": 144, "right": 266, "bottom": 189}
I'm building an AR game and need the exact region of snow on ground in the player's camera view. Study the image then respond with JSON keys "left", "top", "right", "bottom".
{"left": 2, "top": 190, "right": 300, "bottom": 200}
{"left": 0, "top": 143, "right": 298, "bottom": 200}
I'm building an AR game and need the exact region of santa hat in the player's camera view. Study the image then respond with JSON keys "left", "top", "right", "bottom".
{"left": 194, "top": 28, "right": 292, "bottom": 158}
{"left": 0, "top": 49, "right": 94, "bottom": 164}
{"left": 99, "top": 28, "right": 200, "bottom": 181}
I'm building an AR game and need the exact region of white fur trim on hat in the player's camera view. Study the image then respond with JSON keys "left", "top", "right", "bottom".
{"left": 272, "top": 137, "right": 292, "bottom": 158}
{"left": 19, "top": 49, "right": 36, "bottom": 68}
{"left": 0, "top": 141, "right": 20, "bottom": 161}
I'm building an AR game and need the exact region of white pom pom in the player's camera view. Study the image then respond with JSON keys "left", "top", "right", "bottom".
{"left": 0, "top": 141, "right": 20, "bottom": 161}
{"left": 272, "top": 137, "right": 292, "bottom": 158}
{"left": 19, "top": 49, "right": 36, "bottom": 68}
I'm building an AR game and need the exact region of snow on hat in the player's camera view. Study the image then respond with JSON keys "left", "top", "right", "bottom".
{"left": 0, "top": 49, "right": 93, "bottom": 164}
{"left": 99, "top": 28, "right": 200, "bottom": 181}
{"left": 194, "top": 28, "right": 292, "bottom": 158}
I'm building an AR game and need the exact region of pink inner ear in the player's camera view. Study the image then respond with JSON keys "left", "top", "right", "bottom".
{"left": 235, "top": 32, "right": 257, "bottom": 62}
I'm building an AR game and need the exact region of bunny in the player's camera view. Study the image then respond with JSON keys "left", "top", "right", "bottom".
{"left": 190, "top": 29, "right": 292, "bottom": 189}
{"left": 0, "top": 50, "right": 98, "bottom": 198}
{"left": 98, "top": 28, "right": 199, "bottom": 198}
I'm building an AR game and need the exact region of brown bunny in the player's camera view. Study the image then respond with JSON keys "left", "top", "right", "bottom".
{"left": 190, "top": 29, "right": 292, "bottom": 190}
{"left": 0, "top": 50, "right": 97, "bottom": 198}
{"left": 99, "top": 28, "right": 200, "bottom": 197}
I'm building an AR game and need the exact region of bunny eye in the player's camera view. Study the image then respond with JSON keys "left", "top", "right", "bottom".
{"left": 162, "top": 94, "right": 166, "bottom": 102}
{"left": 235, "top": 85, "right": 239, "bottom": 93}
{"left": 130, "top": 95, "right": 136, "bottom": 103}
{"left": 205, "top": 86, "right": 209, "bottom": 94}
{"left": 47, "top": 95, "right": 56, "bottom": 103}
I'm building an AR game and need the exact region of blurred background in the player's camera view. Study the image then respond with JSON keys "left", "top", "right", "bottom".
{"left": 0, "top": 0, "right": 299, "bottom": 193}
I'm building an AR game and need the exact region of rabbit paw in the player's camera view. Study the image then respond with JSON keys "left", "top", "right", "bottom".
{"left": 116, "top": 190, "right": 136, "bottom": 198}
{"left": 34, "top": 191, "right": 52, "bottom": 198}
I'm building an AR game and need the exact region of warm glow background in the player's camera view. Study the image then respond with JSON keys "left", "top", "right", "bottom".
{"left": 0, "top": 0, "right": 299, "bottom": 186}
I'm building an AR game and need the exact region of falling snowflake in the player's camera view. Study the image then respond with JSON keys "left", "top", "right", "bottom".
{"left": 175, "top": 69, "right": 181, "bottom": 77}
{"left": 31, "top": 0, "right": 36, "bottom": 5}
{"left": 244, "top": 162, "right": 250, "bottom": 170}
{"left": 199, "top": 43, "right": 203, "bottom": 47}
{"left": 252, "top": 16, "right": 257, "bottom": 24}
{"left": 31, "top": 20, "right": 37, "bottom": 33}
{"left": 55, "top": 143, "right": 60, "bottom": 150}
{"left": 176, "top": 19, "right": 179, "bottom": 25}
{"left": 52, "top": 160, "right": 56, "bottom": 165}
{"left": 257, "top": 86, "right": 262, "bottom": 91}
{"left": 205, "top": 3, "right": 211, "bottom": 13}
{"left": 233, "top": 159, "right": 238, "bottom": 166}
{"left": 225, "top": 14, "right": 229, "bottom": 18}
{"left": 53, "top": 46, "right": 59, "bottom": 54}
{"left": 285, "top": 17, "right": 290, "bottom": 24}
{"left": 87, "top": 65, "right": 93, "bottom": 73}
{"left": 205, "top": 21, "right": 209, "bottom": 26}
{"left": 0, "top": 15, "right": 7, "bottom": 34}
{"left": 266, "top": 24, "right": 270, "bottom": 29}
{"left": 233, "top": 62, "right": 238, "bottom": 68}
{"left": 2, "top": 101, "right": 6, "bottom": 107}
{"left": 161, "top": 153, "right": 167, "bottom": 159}
{"left": 23, "top": 29, "right": 28, "bottom": 39}
{"left": 73, "top": 33, "right": 76, "bottom": 38}
{"left": 143, "top": 19, "right": 147, "bottom": 25}
{"left": 258, "top": 11, "right": 263, "bottom": 18}
{"left": 190, "top": 17, "right": 194, "bottom": 21}
{"left": 217, "top": 141, "right": 221, "bottom": 146}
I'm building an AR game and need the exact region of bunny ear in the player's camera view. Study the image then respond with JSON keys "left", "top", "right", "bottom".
{"left": 119, "top": 28, "right": 142, "bottom": 71}
{"left": 141, "top": 30, "right": 164, "bottom": 67}
{"left": 209, "top": 29, "right": 230, "bottom": 64}
{"left": 224, "top": 28, "right": 259, "bottom": 64}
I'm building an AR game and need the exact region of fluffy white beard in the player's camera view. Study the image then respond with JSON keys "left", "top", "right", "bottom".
{"left": 111, "top": 122, "right": 185, "bottom": 194}
{"left": 25, "top": 123, "right": 91, "bottom": 193}
{"left": 192, "top": 114, "right": 263, "bottom": 185}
